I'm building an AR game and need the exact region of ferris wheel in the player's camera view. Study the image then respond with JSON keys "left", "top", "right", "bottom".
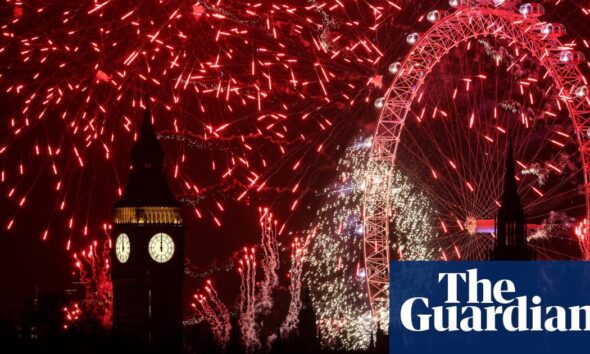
{"left": 363, "top": 0, "right": 590, "bottom": 325}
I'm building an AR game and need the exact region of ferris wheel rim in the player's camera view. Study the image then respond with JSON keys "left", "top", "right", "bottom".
{"left": 363, "top": 4, "right": 590, "bottom": 324}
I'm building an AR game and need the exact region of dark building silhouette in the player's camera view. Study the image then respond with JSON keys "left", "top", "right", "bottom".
{"left": 296, "top": 287, "right": 321, "bottom": 353}
{"left": 271, "top": 287, "right": 322, "bottom": 354}
{"left": 226, "top": 315, "right": 242, "bottom": 354}
{"left": 110, "top": 107, "right": 185, "bottom": 353}
{"left": 373, "top": 324, "right": 388, "bottom": 354}
{"left": 492, "top": 139, "right": 532, "bottom": 260}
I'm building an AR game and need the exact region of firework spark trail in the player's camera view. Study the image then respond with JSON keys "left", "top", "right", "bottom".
{"left": 0, "top": 1, "right": 587, "bottom": 241}
{"left": 72, "top": 239, "right": 113, "bottom": 327}
{"left": 188, "top": 209, "right": 282, "bottom": 349}
{"left": 189, "top": 302, "right": 206, "bottom": 322}
{"left": 192, "top": 293, "right": 226, "bottom": 345}
{"left": 256, "top": 207, "right": 279, "bottom": 314}
{"left": 204, "top": 280, "right": 231, "bottom": 346}
{"left": 280, "top": 235, "right": 306, "bottom": 338}
{"left": 238, "top": 247, "right": 260, "bottom": 351}
{"left": 0, "top": 0, "right": 390, "bottom": 243}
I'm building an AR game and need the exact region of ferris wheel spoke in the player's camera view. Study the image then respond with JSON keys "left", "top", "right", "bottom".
{"left": 398, "top": 41, "right": 583, "bottom": 261}
{"left": 365, "top": 3, "right": 590, "bottom": 320}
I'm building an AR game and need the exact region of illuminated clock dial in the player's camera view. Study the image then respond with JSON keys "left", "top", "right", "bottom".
{"left": 148, "top": 233, "right": 175, "bottom": 263}
{"left": 115, "top": 233, "right": 131, "bottom": 263}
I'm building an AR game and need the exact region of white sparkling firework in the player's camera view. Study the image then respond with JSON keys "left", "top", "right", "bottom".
{"left": 304, "top": 135, "right": 437, "bottom": 349}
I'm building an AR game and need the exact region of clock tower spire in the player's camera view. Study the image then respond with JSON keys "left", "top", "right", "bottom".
{"left": 111, "top": 107, "right": 184, "bottom": 353}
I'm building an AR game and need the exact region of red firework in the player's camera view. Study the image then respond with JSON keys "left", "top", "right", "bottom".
{"left": 0, "top": 0, "right": 394, "bottom": 250}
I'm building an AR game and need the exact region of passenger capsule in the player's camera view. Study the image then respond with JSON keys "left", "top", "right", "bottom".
{"left": 519, "top": 3, "right": 545, "bottom": 18}
{"left": 406, "top": 32, "right": 420, "bottom": 45}
{"left": 540, "top": 23, "right": 566, "bottom": 38}
{"left": 427, "top": 10, "right": 448, "bottom": 24}
{"left": 559, "top": 50, "right": 586, "bottom": 65}
{"left": 374, "top": 97, "right": 386, "bottom": 109}
{"left": 575, "top": 86, "right": 588, "bottom": 99}
{"left": 388, "top": 62, "right": 402, "bottom": 74}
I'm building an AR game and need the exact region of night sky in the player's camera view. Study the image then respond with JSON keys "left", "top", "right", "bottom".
{"left": 1, "top": 0, "right": 590, "bottom": 319}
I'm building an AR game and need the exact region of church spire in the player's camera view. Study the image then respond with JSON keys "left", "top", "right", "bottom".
{"left": 500, "top": 137, "right": 521, "bottom": 211}
{"left": 492, "top": 137, "right": 532, "bottom": 260}
{"left": 115, "top": 107, "right": 178, "bottom": 207}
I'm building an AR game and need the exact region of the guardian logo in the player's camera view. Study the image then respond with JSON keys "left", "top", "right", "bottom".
{"left": 400, "top": 268, "right": 590, "bottom": 332}
{"left": 391, "top": 262, "right": 590, "bottom": 354}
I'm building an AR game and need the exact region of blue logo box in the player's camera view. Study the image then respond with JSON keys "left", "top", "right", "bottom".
{"left": 390, "top": 261, "right": 590, "bottom": 354}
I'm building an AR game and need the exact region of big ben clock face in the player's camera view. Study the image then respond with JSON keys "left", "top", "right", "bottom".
{"left": 148, "top": 233, "right": 175, "bottom": 263}
{"left": 115, "top": 233, "right": 131, "bottom": 263}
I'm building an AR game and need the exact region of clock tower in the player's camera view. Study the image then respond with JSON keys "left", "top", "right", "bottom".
{"left": 111, "top": 108, "right": 184, "bottom": 353}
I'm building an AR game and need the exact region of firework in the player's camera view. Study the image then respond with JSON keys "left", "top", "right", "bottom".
{"left": 191, "top": 280, "right": 231, "bottom": 348}
{"left": 2, "top": 1, "right": 590, "bottom": 350}
{"left": 62, "top": 303, "right": 83, "bottom": 330}
{"left": 304, "top": 135, "right": 437, "bottom": 349}
{"left": 256, "top": 207, "right": 280, "bottom": 314}
{"left": 187, "top": 208, "right": 318, "bottom": 350}
{"left": 238, "top": 247, "right": 260, "bottom": 351}
{"left": 280, "top": 236, "right": 306, "bottom": 338}
{"left": 0, "top": 0, "right": 395, "bottom": 247}
{"left": 71, "top": 239, "right": 113, "bottom": 328}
